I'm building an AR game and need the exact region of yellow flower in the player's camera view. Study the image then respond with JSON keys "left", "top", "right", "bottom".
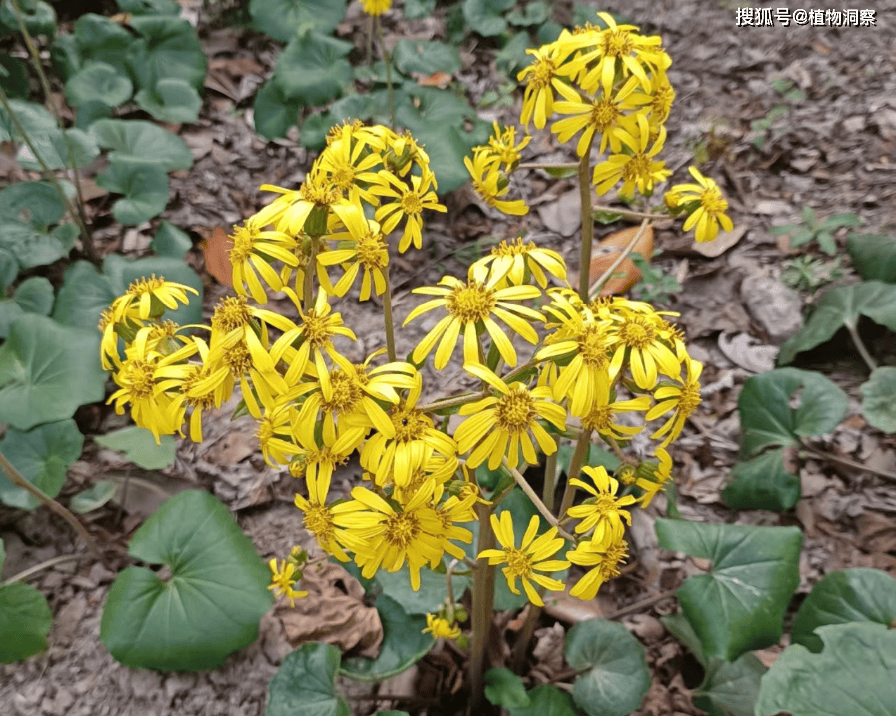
{"left": 645, "top": 357, "right": 702, "bottom": 447}
{"left": 255, "top": 165, "right": 354, "bottom": 237}
{"left": 485, "top": 121, "right": 531, "bottom": 171}
{"left": 671, "top": 167, "right": 734, "bottom": 243}
{"left": 567, "top": 537, "right": 629, "bottom": 600}
{"left": 317, "top": 122, "right": 385, "bottom": 204}
{"left": 517, "top": 45, "right": 565, "bottom": 129}
{"left": 107, "top": 342, "right": 179, "bottom": 444}
{"left": 371, "top": 169, "right": 446, "bottom": 252}
{"left": 404, "top": 274, "right": 542, "bottom": 370}
{"left": 565, "top": 465, "right": 636, "bottom": 548}
{"left": 470, "top": 237, "right": 567, "bottom": 288}
{"left": 455, "top": 363, "right": 567, "bottom": 471}
{"left": 591, "top": 115, "right": 671, "bottom": 197}
{"left": 632, "top": 448, "right": 673, "bottom": 507}
{"left": 464, "top": 149, "right": 528, "bottom": 216}
{"left": 360, "top": 0, "right": 391, "bottom": 16}
{"left": 109, "top": 276, "right": 198, "bottom": 323}
{"left": 605, "top": 301, "right": 681, "bottom": 390}
{"left": 227, "top": 216, "right": 298, "bottom": 304}
{"left": 580, "top": 386, "right": 652, "bottom": 441}
{"left": 268, "top": 558, "right": 308, "bottom": 607}
{"left": 319, "top": 205, "right": 390, "bottom": 300}
{"left": 423, "top": 614, "right": 461, "bottom": 640}
{"left": 294, "top": 470, "right": 351, "bottom": 562}
{"left": 478, "top": 512, "right": 569, "bottom": 607}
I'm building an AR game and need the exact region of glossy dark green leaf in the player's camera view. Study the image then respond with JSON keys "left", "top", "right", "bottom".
{"left": 340, "top": 595, "right": 432, "bottom": 682}
{"left": 847, "top": 233, "right": 896, "bottom": 283}
{"left": 273, "top": 31, "right": 352, "bottom": 106}
{"left": 253, "top": 80, "right": 301, "bottom": 140}
{"left": 72, "top": 13, "right": 134, "bottom": 71}
{"left": 150, "top": 220, "right": 193, "bottom": 259}
{"left": 756, "top": 623, "right": 896, "bottom": 716}
{"left": 0, "top": 581, "right": 52, "bottom": 663}
{"left": 0, "top": 221, "right": 69, "bottom": 269}
{"left": 135, "top": 78, "right": 201, "bottom": 123}
{"left": 485, "top": 667, "right": 531, "bottom": 709}
{"left": 721, "top": 448, "right": 801, "bottom": 512}
{"left": 101, "top": 490, "right": 272, "bottom": 670}
{"left": 507, "top": 685, "right": 581, "bottom": 716}
{"left": 51, "top": 260, "right": 117, "bottom": 331}
{"left": 738, "top": 368, "right": 848, "bottom": 458}
{"left": 655, "top": 519, "right": 803, "bottom": 662}
{"left": 265, "top": 642, "right": 349, "bottom": 716}
{"left": 0, "top": 316, "right": 105, "bottom": 430}
{"left": 392, "top": 40, "right": 461, "bottom": 75}
{"left": 102, "top": 254, "right": 203, "bottom": 327}
{"left": 249, "top": 0, "right": 347, "bottom": 42}
{"left": 564, "top": 619, "right": 650, "bottom": 716}
{"left": 0, "top": 181, "right": 64, "bottom": 226}
{"left": 693, "top": 654, "right": 766, "bottom": 716}
{"left": 90, "top": 118, "right": 193, "bottom": 171}
{"left": 125, "top": 16, "right": 207, "bottom": 91}
{"left": 96, "top": 159, "right": 170, "bottom": 225}
{"left": 70, "top": 480, "right": 117, "bottom": 513}
{"left": 859, "top": 366, "right": 896, "bottom": 433}
{"left": 94, "top": 426, "right": 176, "bottom": 470}
{"left": 65, "top": 62, "right": 133, "bottom": 107}
{"left": 791, "top": 568, "right": 896, "bottom": 653}
{"left": 13, "top": 277, "right": 54, "bottom": 316}
{"left": 0, "top": 419, "right": 84, "bottom": 510}
{"left": 0, "top": 99, "right": 99, "bottom": 170}
{"left": 778, "top": 281, "right": 896, "bottom": 365}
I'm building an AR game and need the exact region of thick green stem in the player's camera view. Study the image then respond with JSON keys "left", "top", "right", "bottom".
{"left": 468, "top": 501, "right": 496, "bottom": 713}
{"left": 542, "top": 451, "right": 558, "bottom": 512}
{"left": 588, "top": 218, "right": 650, "bottom": 299}
{"left": 577, "top": 151, "right": 594, "bottom": 301}
{"left": 558, "top": 428, "right": 592, "bottom": 519}
{"left": 303, "top": 238, "right": 318, "bottom": 309}
{"left": 845, "top": 321, "right": 877, "bottom": 372}
{"left": 382, "top": 264, "right": 398, "bottom": 362}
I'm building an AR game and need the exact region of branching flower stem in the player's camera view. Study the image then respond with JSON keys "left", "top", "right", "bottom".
{"left": 467, "top": 501, "right": 496, "bottom": 713}
{"left": 588, "top": 217, "right": 651, "bottom": 299}
{"left": 502, "top": 459, "right": 576, "bottom": 543}
{"left": 577, "top": 144, "right": 595, "bottom": 301}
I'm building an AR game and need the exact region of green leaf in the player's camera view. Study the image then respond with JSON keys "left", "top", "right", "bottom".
{"left": 392, "top": 40, "right": 461, "bottom": 75}
{"left": 0, "top": 55, "right": 29, "bottom": 99}
{"left": 273, "top": 31, "right": 352, "bottom": 106}
{"left": 0, "top": 221, "right": 69, "bottom": 269}
{"left": 0, "top": 581, "right": 52, "bottom": 663}
{"left": 94, "top": 425, "right": 177, "bottom": 470}
{"left": 265, "top": 642, "right": 349, "bottom": 716}
{"left": 71, "top": 13, "right": 134, "bottom": 71}
{"left": 860, "top": 366, "right": 896, "bottom": 433}
{"left": 96, "top": 159, "right": 170, "bottom": 225}
{"left": 0, "top": 99, "right": 99, "bottom": 170}
{"left": 721, "top": 448, "right": 801, "bottom": 512}
{"left": 0, "top": 316, "right": 106, "bottom": 430}
{"left": 403, "top": 0, "right": 435, "bottom": 20}
{"left": 253, "top": 80, "right": 301, "bottom": 140}
{"left": 90, "top": 118, "right": 193, "bottom": 171}
{"left": 655, "top": 519, "right": 803, "bottom": 662}
{"left": 0, "top": 419, "right": 84, "bottom": 510}
{"left": 755, "top": 623, "right": 896, "bottom": 716}
{"left": 507, "top": 685, "right": 581, "bottom": 716}
{"left": 778, "top": 281, "right": 896, "bottom": 365}
{"left": 101, "top": 490, "right": 272, "bottom": 670}
{"left": 791, "top": 568, "right": 896, "bottom": 653}
{"left": 0, "top": 181, "right": 65, "bottom": 226}
{"left": 737, "top": 368, "right": 848, "bottom": 458}
{"left": 51, "top": 260, "right": 117, "bottom": 331}
{"left": 507, "top": 1, "right": 550, "bottom": 25}
{"left": 485, "top": 667, "right": 531, "bottom": 709}
{"left": 135, "top": 77, "right": 202, "bottom": 123}
{"left": 693, "top": 654, "right": 767, "bottom": 716}
{"left": 102, "top": 254, "right": 203, "bottom": 327}
{"left": 847, "top": 233, "right": 896, "bottom": 283}
{"left": 340, "top": 594, "right": 432, "bottom": 682}
{"left": 249, "top": 0, "right": 347, "bottom": 43}
{"left": 402, "top": 113, "right": 489, "bottom": 194}
{"left": 374, "top": 562, "right": 471, "bottom": 616}
{"left": 75, "top": 100, "right": 113, "bottom": 130}
{"left": 462, "top": 0, "right": 515, "bottom": 36}
{"left": 150, "top": 220, "right": 193, "bottom": 259}
{"left": 13, "top": 277, "right": 54, "bottom": 316}
{"left": 125, "top": 16, "right": 207, "bottom": 91}
{"left": 65, "top": 62, "right": 133, "bottom": 108}
{"left": 496, "top": 31, "right": 534, "bottom": 76}
{"left": 116, "top": 0, "right": 181, "bottom": 15}
{"left": 0, "top": 0, "right": 55, "bottom": 36}
{"left": 564, "top": 619, "right": 650, "bottom": 716}
{"left": 71, "top": 480, "right": 117, "bottom": 513}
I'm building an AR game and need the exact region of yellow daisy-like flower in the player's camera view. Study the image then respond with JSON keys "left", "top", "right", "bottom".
{"left": 255, "top": 165, "right": 354, "bottom": 238}
{"left": 256, "top": 400, "right": 303, "bottom": 468}
{"left": 371, "top": 169, "right": 446, "bottom": 253}
{"left": 669, "top": 167, "right": 734, "bottom": 243}
{"left": 517, "top": 44, "right": 566, "bottom": 129}
{"left": 109, "top": 275, "right": 198, "bottom": 323}
{"left": 360, "top": 0, "right": 391, "bottom": 16}
{"left": 455, "top": 363, "right": 567, "bottom": 471}
{"left": 294, "top": 470, "right": 351, "bottom": 562}
{"left": 632, "top": 448, "right": 673, "bottom": 507}
{"left": 591, "top": 116, "right": 671, "bottom": 197}
{"left": 478, "top": 511, "right": 569, "bottom": 607}
{"left": 464, "top": 149, "right": 529, "bottom": 216}
{"left": 267, "top": 558, "right": 308, "bottom": 607}
{"left": 317, "top": 122, "right": 385, "bottom": 205}
{"left": 580, "top": 385, "right": 652, "bottom": 441}
{"left": 319, "top": 205, "right": 390, "bottom": 300}
{"left": 605, "top": 302, "right": 681, "bottom": 390}
{"left": 107, "top": 342, "right": 179, "bottom": 444}
{"left": 485, "top": 121, "right": 531, "bottom": 171}
{"left": 227, "top": 216, "right": 298, "bottom": 304}
{"left": 565, "top": 465, "right": 636, "bottom": 548}
{"left": 567, "top": 537, "right": 629, "bottom": 600}
{"left": 470, "top": 237, "right": 567, "bottom": 289}
{"left": 423, "top": 614, "right": 461, "bottom": 640}
{"left": 645, "top": 357, "right": 702, "bottom": 448}
{"left": 404, "top": 274, "right": 542, "bottom": 370}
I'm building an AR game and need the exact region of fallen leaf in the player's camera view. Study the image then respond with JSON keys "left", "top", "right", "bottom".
{"left": 717, "top": 331, "right": 777, "bottom": 373}
{"left": 418, "top": 71, "right": 453, "bottom": 88}
{"left": 589, "top": 225, "right": 654, "bottom": 295}
{"left": 202, "top": 226, "right": 233, "bottom": 286}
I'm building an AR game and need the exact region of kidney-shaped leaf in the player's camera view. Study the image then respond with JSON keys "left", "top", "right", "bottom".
{"left": 94, "top": 425, "right": 176, "bottom": 470}
{"left": 738, "top": 368, "right": 848, "bottom": 458}
{"left": 0, "top": 419, "right": 84, "bottom": 510}
{"left": 655, "top": 519, "right": 803, "bottom": 662}
{"left": 756, "top": 623, "right": 896, "bottom": 716}
{"left": 273, "top": 31, "right": 352, "bottom": 106}
{"left": 722, "top": 448, "right": 801, "bottom": 513}
{"left": 0, "top": 315, "right": 105, "bottom": 430}
{"left": 791, "top": 568, "right": 896, "bottom": 653}
{"left": 564, "top": 619, "right": 650, "bottom": 716}
{"left": 847, "top": 233, "right": 896, "bottom": 284}
{"left": 392, "top": 40, "right": 461, "bottom": 75}
{"left": 135, "top": 77, "right": 201, "bottom": 123}
{"left": 125, "top": 16, "right": 207, "bottom": 91}
{"left": 507, "top": 685, "right": 581, "bottom": 716}
{"left": 484, "top": 668, "right": 530, "bottom": 709}
{"left": 96, "top": 159, "right": 170, "bottom": 225}
{"left": 0, "top": 581, "right": 53, "bottom": 663}
{"left": 51, "top": 260, "right": 117, "bottom": 331}
{"left": 265, "top": 642, "right": 349, "bottom": 716}
{"left": 778, "top": 281, "right": 896, "bottom": 365}
{"left": 0, "top": 180, "right": 65, "bottom": 226}
{"left": 693, "top": 654, "right": 766, "bottom": 716}
{"left": 65, "top": 61, "right": 133, "bottom": 107}
{"left": 90, "top": 118, "right": 193, "bottom": 171}
{"left": 249, "top": 0, "right": 347, "bottom": 43}
{"left": 100, "top": 490, "right": 272, "bottom": 670}
{"left": 860, "top": 366, "right": 896, "bottom": 434}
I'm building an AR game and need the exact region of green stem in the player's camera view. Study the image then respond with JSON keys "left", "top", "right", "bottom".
{"left": 304, "top": 238, "right": 318, "bottom": 309}
{"left": 468, "top": 501, "right": 496, "bottom": 713}
{"left": 542, "top": 450, "right": 558, "bottom": 512}
{"left": 502, "top": 459, "right": 576, "bottom": 542}
{"left": 591, "top": 203, "right": 663, "bottom": 221}
{"left": 375, "top": 17, "right": 396, "bottom": 130}
{"left": 0, "top": 554, "right": 84, "bottom": 588}
{"left": 558, "top": 428, "right": 591, "bottom": 519}
{"left": 588, "top": 218, "right": 650, "bottom": 299}
{"left": 845, "top": 321, "right": 877, "bottom": 372}
{"left": 577, "top": 150, "right": 594, "bottom": 301}
{"left": 518, "top": 161, "right": 578, "bottom": 170}
{"left": 382, "top": 263, "right": 398, "bottom": 362}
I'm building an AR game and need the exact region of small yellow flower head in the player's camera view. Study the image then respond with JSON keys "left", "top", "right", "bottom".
{"left": 228, "top": 216, "right": 298, "bottom": 304}
{"left": 645, "top": 357, "right": 703, "bottom": 448}
{"left": 470, "top": 237, "right": 567, "bottom": 288}
{"left": 109, "top": 275, "right": 198, "bottom": 323}
{"left": 268, "top": 558, "right": 309, "bottom": 607}
{"left": 567, "top": 537, "right": 629, "bottom": 600}
{"left": 485, "top": 121, "right": 531, "bottom": 172}
{"left": 360, "top": 0, "right": 391, "bottom": 17}
{"left": 566, "top": 465, "right": 637, "bottom": 548}
{"left": 464, "top": 148, "right": 528, "bottom": 216}
{"left": 671, "top": 166, "right": 734, "bottom": 243}
{"left": 423, "top": 613, "right": 462, "bottom": 640}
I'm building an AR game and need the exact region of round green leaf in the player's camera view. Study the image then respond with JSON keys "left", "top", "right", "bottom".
{"left": 485, "top": 667, "right": 531, "bottom": 709}
{"left": 392, "top": 40, "right": 461, "bottom": 75}
{"left": 655, "top": 519, "right": 803, "bottom": 662}
{"left": 0, "top": 0, "right": 56, "bottom": 37}
{"left": 0, "top": 316, "right": 105, "bottom": 430}
{"left": 791, "top": 568, "right": 896, "bottom": 653}
{"left": 847, "top": 233, "right": 896, "bottom": 283}
{"left": 90, "top": 118, "right": 193, "bottom": 171}
{"left": 1, "top": 100, "right": 99, "bottom": 170}
{"left": 125, "top": 16, "right": 207, "bottom": 91}
{"left": 693, "top": 654, "right": 767, "bottom": 716}
{"left": 756, "top": 623, "right": 896, "bottom": 716}
{"left": 737, "top": 368, "right": 848, "bottom": 458}
{"left": 253, "top": 80, "right": 301, "bottom": 140}
{"left": 0, "top": 221, "right": 69, "bottom": 269}
{"left": 506, "top": 1, "right": 550, "bottom": 26}
{"left": 507, "top": 685, "right": 581, "bottom": 716}
{"left": 340, "top": 595, "right": 432, "bottom": 682}
{"left": 96, "top": 159, "right": 170, "bottom": 225}
{"left": 860, "top": 366, "right": 896, "bottom": 433}
{"left": 14, "top": 277, "right": 54, "bottom": 316}
{"left": 101, "top": 490, "right": 273, "bottom": 670}
{"left": 722, "top": 448, "right": 801, "bottom": 512}
{"left": 150, "top": 220, "right": 193, "bottom": 259}
{"left": 0, "top": 419, "right": 84, "bottom": 509}
{"left": 403, "top": 0, "right": 435, "bottom": 19}
{"left": 51, "top": 260, "right": 118, "bottom": 331}
{"left": 135, "top": 78, "right": 201, "bottom": 123}
{"left": 115, "top": 0, "right": 181, "bottom": 15}
{"left": 65, "top": 62, "right": 133, "bottom": 108}
{"left": 0, "top": 581, "right": 52, "bottom": 663}
{"left": 778, "top": 281, "right": 896, "bottom": 365}
{"left": 265, "top": 642, "right": 349, "bottom": 716}
{"left": 273, "top": 32, "right": 353, "bottom": 106}
{"left": 0, "top": 301, "right": 24, "bottom": 339}
{"left": 0, "top": 181, "right": 64, "bottom": 226}
{"left": 72, "top": 13, "right": 134, "bottom": 71}
{"left": 70, "top": 480, "right": 117, "bottom": 513}
{"left": 563, "top": 619, "right": 650, "bottom": 716}
{"left": 94, "top": 425, "right": 176, "bottom": 470}
{"left": 0, "top": 248, "right": 17, "bottom": 290}
{"left": 249, "top": 0, "right": 347, "bottom": 42}
{"left": 462, "top": 0, "right": 515, "bottom": 36}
